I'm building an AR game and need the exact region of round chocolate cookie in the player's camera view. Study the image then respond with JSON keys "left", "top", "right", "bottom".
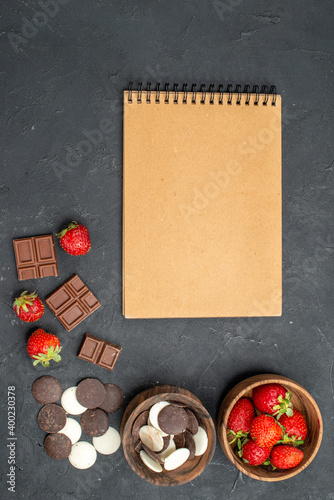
{"left": 80, "top": 409, "right": 109, "bottom": 437}
{"left": 76, "top": 378, "right": 106, "bottom": 409}
{"left": 38, "top": 404, "right": 67, "bottom": 433}
{"left": 44, "top": 433, "right": 72, "bottom": 460}
{"left": 32, "top": 376, "right": 62, "bottom": 405}
{"left": 158, "top": 405, "right": 188, "bottom": 435}
{"left": 99, "top": 384, "right": 124, "bottom": 413}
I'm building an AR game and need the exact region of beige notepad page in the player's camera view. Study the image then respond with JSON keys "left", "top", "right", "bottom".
{"left": 123, "top": 88, "right": 282, "bottom": 318}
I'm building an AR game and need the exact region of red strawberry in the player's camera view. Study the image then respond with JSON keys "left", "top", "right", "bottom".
{"left": 250, "top": 414, "right": 282, "bottom": 448}
{"left": 56, "top": 221, "right": 91, "bottom": 256}
{"left": 252, "top": 383, "right": 293, "bottom": 419}
{"left": 270, "top": 445, "right": 304, "bottom": 469}
{"left": 227, "top": 398, "right": 255, "bottom": 444}
{"left": 279, "top": 409, "right": 307, "bottom": 444}
{"left": 13, "top": 291, "right": 44, "bottom": 323}
{"left": 27, "top": 329, "right": 62, "bottom": 367}
{"left": 238, "top": 440, "right": 271, "bottom": 466}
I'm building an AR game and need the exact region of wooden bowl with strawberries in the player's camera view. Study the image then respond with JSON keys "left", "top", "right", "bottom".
{"left": 217, "top": 374, "right": 323, "bottom": 481}
{"left": 120, "top": 385, "right": 216, "bottom": 486}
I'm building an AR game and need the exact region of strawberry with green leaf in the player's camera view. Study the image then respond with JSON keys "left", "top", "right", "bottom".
{"left": 279, "top": 409, "right": 307, "bottom": 445}
{"left": 56, "top": 221, "right": 91, "bottom": 256}
{"left": 238, "top": 439, "right": 271, "bottom": 466}
{"left": 252, "top": 383, "right": 293, "bottom": 419}
{"left": 13, "top": 291, "right": 44, "bottom": 323}
{"left": 27, "top": 329, "right": 62, "bottom": 367}
{"left": 227, "top": 397, "right": 255, "bottom": 445}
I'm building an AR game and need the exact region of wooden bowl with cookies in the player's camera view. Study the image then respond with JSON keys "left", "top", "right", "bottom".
{"left": 217, "top": 374, "right": 323, "bottom": 481}
{"left": 120, "top": 385, "right": 216, "bottom": 486}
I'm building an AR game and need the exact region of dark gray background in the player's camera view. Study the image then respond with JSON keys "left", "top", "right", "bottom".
{"left": 1, "top": 0, "right": 333, "bottom": 498}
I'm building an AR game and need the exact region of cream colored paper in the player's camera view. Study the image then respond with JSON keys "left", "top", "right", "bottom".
{"left": 123, "top": 91, "right": 282, "bottom": 318}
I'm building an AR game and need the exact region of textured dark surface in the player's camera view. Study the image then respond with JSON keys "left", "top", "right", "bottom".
{"left": 0, "top": 0, "right": 333, "bottom": 498}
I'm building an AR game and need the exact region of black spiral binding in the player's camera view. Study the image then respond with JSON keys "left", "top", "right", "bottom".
{"left": 182, "top": 83, "right": 187, "bottom": 103}
{"left": 128, "top": 82, "right": 277, "bottom": 106}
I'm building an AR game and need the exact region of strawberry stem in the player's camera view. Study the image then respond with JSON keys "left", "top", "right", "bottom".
{"left": 227, "top": 430, "right": 249, "bottom": 445}
{"left": 31, "top": 345, "right": 62, "bottom": 367}
{"left": 13, "top": 291, "right": 38, "bottom": 312}
{"left": 56, "top": 221, "right": 79, "bottom": 239}
{"left": 272, "top": 391, "right": 293, "bottom": 419}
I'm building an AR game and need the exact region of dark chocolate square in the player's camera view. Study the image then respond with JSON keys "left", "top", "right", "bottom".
{"left": 77, "top": 334, "right": 121, "bottom": 371}
{"left": 98, "top": 344, "right": 120, "bottom": 370}
{"left": 80, "top": 291, "right": 101, "bottom": 312}
{"left": 58, "top": 302, "right": 87, "bottom": 329}
{"left": 46, "top": 275, "right": 101, "bottom": 331}
{"left": 13, "top": 234, "right": 58, "bottom": 281}
{"left": 67, "top": 275, "right": 87, "bottom": 295}
{"left": 77, "top": 334, "right": 104, "bottom": 363}
{"left": 18, "top": 266, "right": 38, "bottom": 280}
{"left": 47, "top": 287, "right": 74, "bottom": 313}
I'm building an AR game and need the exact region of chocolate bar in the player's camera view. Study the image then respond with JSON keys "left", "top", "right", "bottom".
{"left": 77, "top": 333, "right": 121, "bottom": 371}
{"left": 13, "top": 234, "right": 58, "bottom": 281}
{"left": 45, "top": 275, "right": 101, "bottom": 331}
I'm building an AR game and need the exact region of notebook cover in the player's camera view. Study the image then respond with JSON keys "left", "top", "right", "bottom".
{"left": 123, "top": 89, "right": 282, "bottom": 318}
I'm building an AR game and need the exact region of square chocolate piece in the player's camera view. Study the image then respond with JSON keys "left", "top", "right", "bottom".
{"left": 77, "top": 333, "right": 121, "bottom": 371}
{"left": 13, "top": 234, "right": 58, "bottom": 281}
{"left": 46, "top": 275, "right": 101, "bottom": 331}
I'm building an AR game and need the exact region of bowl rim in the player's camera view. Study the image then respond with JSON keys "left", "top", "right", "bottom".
{"left": 121, "top": 385, "right": 216, "bottom": 486}
{"left": 217, "top": 374, "right": 323, "bottom": 482}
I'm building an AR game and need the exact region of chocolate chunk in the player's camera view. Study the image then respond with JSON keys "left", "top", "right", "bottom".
{"left": 158, "top": 405, "right": 188, "bottom": 435}
{"left": 99, "top": 384, "right": 124, "bottom": 413}
{"left": 77, "top": 334, "right": 122, "bottom": 371}
{"left": 38, "top": 404, "right": 67, "bottom": 433}
{"left": 141, "top": 444, "right": 164, "bottom": 465}
{"left": 45, "top": 275, "right": 101, "bottom": 331}
{"left": 184, "top": 430, "right": 196, "bottom": 460}
{"left": 13, "top": 234, "right": 58, "bottom": 281}
{"left": 159, "top": 435, "right": 171, "bottom": 453}
{"left": 173, "top": 433, "right": 186, "bottom": 449}
{"left": 76, "top": 378, "right": 106, "bottom": 409}
{"left": 98, "top": 343, "right": 121, "bottom": 370}
{"left": 169, "top": 400, "right": 187, "bottom": 407}
{"left": 131, "top": 410, "right": 149, "bottom": 440}
{"left": 44, "top": 433, "right": 72, "bottom": 460}
{"left": 80, "top": 409, "right": 109, "bottom": 437}
{"left": 134, "top": 440, "right": 142, "bottom": 453}
{"left": 185, "top": 409, "right": 199, "bottom": 435}
{"left": 32, "top": 376, "right": 62, "bottom": 405}
{"left": 77, "top": 333, "right": 104, "bottom": 363}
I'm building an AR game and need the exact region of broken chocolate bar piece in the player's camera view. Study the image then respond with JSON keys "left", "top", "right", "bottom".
{"left": 45, "top": 274, "right": 101, "bottom": 331}
{"left": 77, "top": 333, "right": 121, "bottom": 371}
{"left": 13, "top": 234, "right": 58, "bottom": 281}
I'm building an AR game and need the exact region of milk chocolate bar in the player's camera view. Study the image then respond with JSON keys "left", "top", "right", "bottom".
{"left": 13, "top": 234, "right": 58, "bottom": 281}
{"left": 77, "top": 333, "right": 121, "bottom": 371}
{"left": 45, "top": 275, "right": 101, "bottom": 331}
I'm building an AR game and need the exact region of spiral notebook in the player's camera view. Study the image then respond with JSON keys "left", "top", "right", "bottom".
{"left": 123, "top": 83, "right": 282, "bottom": 318}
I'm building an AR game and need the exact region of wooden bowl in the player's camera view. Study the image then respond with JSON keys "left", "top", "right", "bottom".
{"left": 217, "top": 374, "right": 323, "bottom": 481}
{"left": 120, "top": 385, "right": 216, "bottom": 486}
